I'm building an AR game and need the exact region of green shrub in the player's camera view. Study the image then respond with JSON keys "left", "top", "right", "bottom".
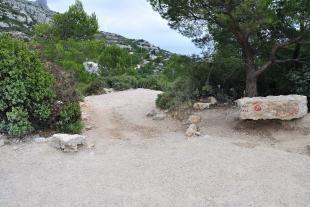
{"left": 0, "top": 35, "right": 55, "bottom": 137}
{"left": 56, "top": 102, "right": 82, "bottom": 134}
{"left": 106, "top": 75, "right": 138, "bottom": 90}
{"left": 1, "top": 107, "right": 33, "bottom": 137}
{"left": 51, "top": 0, "right": 98, "bottom": 40}
{"left": 85, "top": 76, "right": 107, "bottom": 95}
{"left": 137, "top": 76, "right": 162, "bottom": 90}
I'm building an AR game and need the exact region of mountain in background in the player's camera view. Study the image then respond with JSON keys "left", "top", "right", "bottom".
{"left": 0, "top": 0, "right": 173, "bottom": 70}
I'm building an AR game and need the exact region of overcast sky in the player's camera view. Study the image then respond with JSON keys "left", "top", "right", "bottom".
{"left": 45, "top": 0, "right": 201, "bottom": 55}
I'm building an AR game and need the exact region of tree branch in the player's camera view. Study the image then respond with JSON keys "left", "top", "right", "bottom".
{"left": 255, "top": 31, "right": 310, "bottom": 77}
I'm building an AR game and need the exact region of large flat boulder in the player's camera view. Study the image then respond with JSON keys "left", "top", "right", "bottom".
{"left": 236, "top": 95, "right": 308, "bottom": 120}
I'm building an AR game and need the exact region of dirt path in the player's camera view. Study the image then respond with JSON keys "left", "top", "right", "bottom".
{"left": 1, "top": 89, "right": 310, "bottom": 207}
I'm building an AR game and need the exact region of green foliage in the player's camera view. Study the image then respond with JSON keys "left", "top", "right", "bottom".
{"left": 1, "top": 107, "right": 33, "bottom": 137}
{"left": 149, "top": 0, "right": 310, "bottom": 97}
{"left": 0, "top": 35, "right": 55, "bottom": 137}
{"left": 105, "top": 75, "right": 138, "bottom": 91}
{"left": 51, "top": 0, "right": 98, "bottom": 40}
{"left": 288, "top": 67, "right": 310, "bottom": 107}
{"left": 99, "top": 44, "right": 138, "bottom": 76}
{"left": 56, "top": 102, "right": 82, "bottom": 134}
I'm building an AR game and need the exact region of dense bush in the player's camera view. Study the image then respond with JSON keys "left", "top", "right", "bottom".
{"left": 0, "top": 35, "right": 55, "bottom": 137}
{"left": 56, "top": 102, "right": 82, "bottom": 134}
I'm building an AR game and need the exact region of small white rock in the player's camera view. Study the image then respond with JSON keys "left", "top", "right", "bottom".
{"left": 193, "top": 102, "right": 211, "bottom": 110}
{"left": 153, "top": 113, "right": 167, "bottom": 121}
{"left": 87, "top": 143, "right": 95, "bottom": 149}
{"left": 208, "top": 96, "right": 218, "bottom": 105}
{"left": 186, "top": 124, "right": 199, "bottom": 137}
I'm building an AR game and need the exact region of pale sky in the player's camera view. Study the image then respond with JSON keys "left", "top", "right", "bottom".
{"left": 45, "top": 0, "right": 202, "bottom": 55}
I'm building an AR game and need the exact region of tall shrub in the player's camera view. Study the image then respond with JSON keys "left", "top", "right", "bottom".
{"left": 0, "top": 35, "right": 55, "bottom": 136}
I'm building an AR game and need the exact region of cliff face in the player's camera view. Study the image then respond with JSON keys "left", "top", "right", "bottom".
{"left": 0, "top": 0, "right": 53, "bottom": 38}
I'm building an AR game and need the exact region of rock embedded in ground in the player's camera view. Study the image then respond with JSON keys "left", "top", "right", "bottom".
{"left": 186, "top": 124, "right": 200, "bottom": 137}
{"left": 193, "top": 102, "right": 211, "bottom": 110}
{"left": 207, "top": 96, "right": 218, "bottom": 105}
{"left": 50, "top": 134, "right": 86, "bottom": 152}
{"left": 236, "top": 95, "right": 308, "bottom": 120}
{"left": 153, "top": 112, "right": 167, "bottom": 121}
{"left": 146, "top": 109, "right": 157, "bottom": 117}
{"left": 188, "top": 115, "right": 202, "bottom": 124}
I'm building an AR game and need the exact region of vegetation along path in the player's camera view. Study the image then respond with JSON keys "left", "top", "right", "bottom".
{"left": 1, "top": 89, "right": 310, "bottom": 206}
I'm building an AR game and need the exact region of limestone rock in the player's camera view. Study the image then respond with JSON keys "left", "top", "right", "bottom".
{"left": 50, "top": 134, "right": 86, "bottom": 152}
{"left": 207, "top": 96, "right": 218, "bottom": 105}
{"left": 153, "top": 112, "right": 167, "bottom": 121}
{"left": 236, "top": 95, "right": 308, "bottom": 120}
{"left": 104, "top": 88, "right": 114, "bottom": 93}
{"left": 186, "top": 124, "right": 200, "bottom": 137}
{"left": 188, "top": 115, "right": 202, "bottom": 124}
{"left": 83, "top": 62, "right": 99, "bottom": 74}
{"left": 193, "top": 102, "right": 211, "bottom": 110}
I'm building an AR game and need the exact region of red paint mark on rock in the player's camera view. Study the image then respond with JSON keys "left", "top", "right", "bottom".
{"left": 254, "top": 104, "right": 262, "bottom": 112}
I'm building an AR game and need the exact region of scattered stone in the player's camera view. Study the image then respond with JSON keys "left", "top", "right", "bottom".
{"left": 188, "top": 115, "right": 202, "bottom": 124}
{"left": 236, "top": 95, "right": 308, "bottom": 120}
{"left": 153, "top": 113, "right": 167, "bottom": 121}
{"left": 85, "top": 125, "right": 92, "bottom": 131}
{"left": 146, "top": 109, "right": 157, "bottom": 117}
{"left": 193, "top": 102, "right": 211, "bottom": 110}
{"left": 147, "top": 109, "right": 167, "bottom": 120}
{"left": 87, "top": 143, "right": 95, "bottom": 149}
{"left": 104, "top": 88, "right": 114, "bottom": 93}
{"left": 50, "top": 134, "right": 86, "bottom": 152}
{"left": 207, "top": 96, "right": 218, "bottom": 105}
{"left": 33, "top": 137, "right": 47, "bottom": 143}
{"left": 186, "top": 124, "right": 200, "bottom": 137}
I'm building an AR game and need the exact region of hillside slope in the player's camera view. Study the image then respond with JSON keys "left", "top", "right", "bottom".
{"left": 0, "top": 0, "right": 53, "bottom": 38}
{"left": 0, "top": 0, "right": 173, "bottom": 70}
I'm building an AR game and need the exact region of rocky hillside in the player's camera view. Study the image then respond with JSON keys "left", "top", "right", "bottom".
{"left": 96, "top": 31, "right": 172, "bottom": 71}
{"left": 0, "top": 0, "right": 53, "bottom": 38}
{"left": 0, "top": 0, "right": 173, "bottom": 70}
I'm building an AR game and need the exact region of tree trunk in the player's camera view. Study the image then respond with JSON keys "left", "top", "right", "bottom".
{"left": 233, "top": 30, "right": 258, "bottom": 97}
{"left": 245, "top": 67, "right": 258, "bottom": 97}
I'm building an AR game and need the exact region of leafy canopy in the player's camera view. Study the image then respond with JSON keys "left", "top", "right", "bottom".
{"left": 51, "top": 0, "right": 99, "bottom": 40}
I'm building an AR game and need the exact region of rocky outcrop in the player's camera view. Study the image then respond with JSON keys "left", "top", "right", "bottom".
{"left": 83, "top": 62, "right": 99, "bottom": 74}
{"left": 236, "top": 95, "right": 308, "bottom": 120}
{"left": 0, "top": 0, "right": 54, "bottom": 37}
